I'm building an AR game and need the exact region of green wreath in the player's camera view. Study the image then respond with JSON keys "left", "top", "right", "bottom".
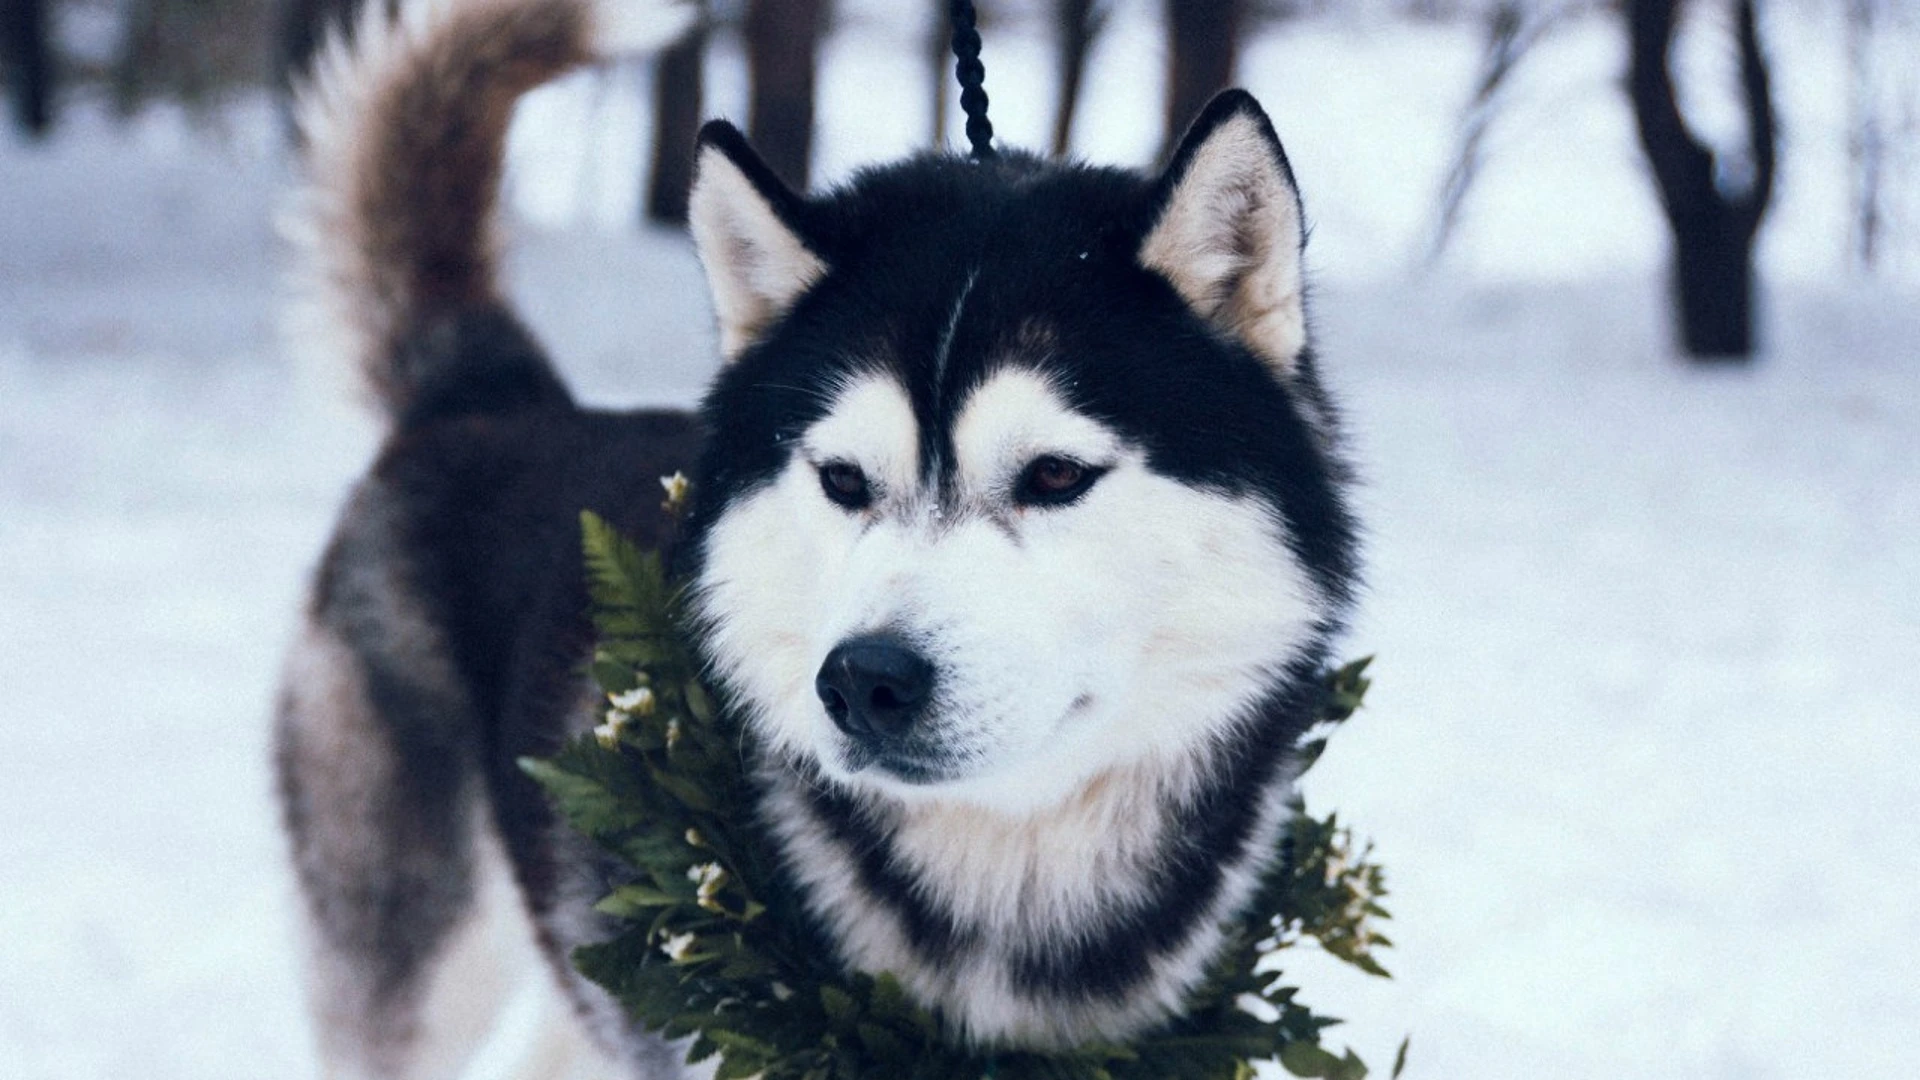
{"left": 522, "top": 494, "right": 1405, "bottom": 1080}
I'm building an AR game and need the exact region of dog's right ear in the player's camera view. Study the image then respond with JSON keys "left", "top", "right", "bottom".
{"left": 1138, "top": 91, "right": 1309, "bottom": 379}
{"left": 688, "top": 121, "right": 828, "bottom": 361}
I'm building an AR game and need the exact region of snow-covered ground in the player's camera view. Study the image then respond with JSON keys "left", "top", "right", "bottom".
{"left": 3, "top": 4, "right": 1917, "bottom": 1078}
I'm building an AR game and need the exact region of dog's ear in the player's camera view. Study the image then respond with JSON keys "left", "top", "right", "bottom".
{"left": 688, "top": 121, "right": 828, "bottom": 361}
{"left": 1139, "top": 91, "right": 1309, "bottom": 377}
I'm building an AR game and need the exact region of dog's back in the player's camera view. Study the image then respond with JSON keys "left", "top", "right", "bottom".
{"left": 275, "top": 1, "right": 698, "bottom": 1075}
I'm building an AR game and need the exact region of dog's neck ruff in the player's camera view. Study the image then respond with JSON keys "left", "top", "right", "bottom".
{"left": 752, "top": 666, "right": 1322, "bottom": 1049}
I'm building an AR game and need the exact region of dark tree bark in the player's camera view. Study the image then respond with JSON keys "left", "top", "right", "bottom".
{"left": 745, "top": 0, "right": 828, "bottom": 191}
{"left": 1163, "top": 0, "right": 1243, "bottom": 161}
{"left": 1051, "top": 0, "right": 1106, "bottom": 157}
{"left": 1626, "top": 0, "right": 1776, "bottom": 360}
{"left": 646, "top": 7, "right": 707, "bottom": 226}
{"left": 3, "top": 0, "right": 54, "bottom": 136}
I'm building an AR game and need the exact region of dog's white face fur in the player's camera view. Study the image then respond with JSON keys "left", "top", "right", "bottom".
{"left": 694, "top": 365, "right": 1320, "bottom": 813}
{"left": 685, "top": 103, "right": 1336, "bottom": 820}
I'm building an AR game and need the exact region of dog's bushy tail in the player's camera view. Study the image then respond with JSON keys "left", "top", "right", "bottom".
{"left": 284, "top": 0, "right": 692, "bottom": 427}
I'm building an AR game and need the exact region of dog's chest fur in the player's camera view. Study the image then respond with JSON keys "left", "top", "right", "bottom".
{"left": 752, "top": 733, "right": 1304, "bottom": 1047}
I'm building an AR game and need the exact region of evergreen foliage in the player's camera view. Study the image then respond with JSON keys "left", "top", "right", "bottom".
{"left": 523, "top": 502, "right": 1404, "bottom": 1080}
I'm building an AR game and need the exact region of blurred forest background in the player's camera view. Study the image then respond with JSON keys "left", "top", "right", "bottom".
{"left": 5, "top": 0, "right": 1917, "bottom": 354}
{"left": 4, "top": 2, "right": 1919, "bottom": 1078}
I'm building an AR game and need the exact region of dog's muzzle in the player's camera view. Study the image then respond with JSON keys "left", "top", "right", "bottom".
{"left": 815, "top": 635, "right": 935, "bottom": 745}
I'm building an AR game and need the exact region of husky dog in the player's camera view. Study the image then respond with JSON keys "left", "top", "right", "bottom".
{"left": 275, "top": 0, "right": 1359, "bottom": 1075}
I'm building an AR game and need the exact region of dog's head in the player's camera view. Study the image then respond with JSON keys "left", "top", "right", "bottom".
{"left": 682, "top": 93, "right": 1358, "bottom": 812}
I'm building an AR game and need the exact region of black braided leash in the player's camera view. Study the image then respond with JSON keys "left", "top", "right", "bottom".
{"left": 949, "top": 0, "right": 996, "bottom": 160}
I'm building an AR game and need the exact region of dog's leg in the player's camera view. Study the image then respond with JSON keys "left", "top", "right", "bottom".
{"left": 277, "top": 493, "right": 646, "bottom": 1079}
{"left": 277, "top": 614, "right": 489, "bottom": 1079}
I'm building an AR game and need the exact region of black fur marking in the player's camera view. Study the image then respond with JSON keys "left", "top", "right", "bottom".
{"left": 795, "top": 771, "right": 976, "bottom": 966}
{"left": 392, "top": 303, "right": 573, "bottom": 431}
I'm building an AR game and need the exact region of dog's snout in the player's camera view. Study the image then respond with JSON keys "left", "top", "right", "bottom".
{"left": 816, "top": 636, "right": 934, "bottom": 741}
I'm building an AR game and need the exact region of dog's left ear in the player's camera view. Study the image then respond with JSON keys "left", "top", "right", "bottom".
{"left": 1139, "top": 91, "right": 1309, "bottom": 378}
{"left": 689, "top": 120, "right": 828, "bottom": 361}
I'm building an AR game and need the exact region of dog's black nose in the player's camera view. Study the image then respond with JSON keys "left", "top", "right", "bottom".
{"left": 816, "top": 637, "right": 935, "bottom": 741}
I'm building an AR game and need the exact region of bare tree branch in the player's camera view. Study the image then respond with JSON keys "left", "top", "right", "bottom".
{"left": 1734, "top": 0, "right": 1776, "bottom": 233}
{"left": 1429, "top": 2, "right": 1541, "bottom": 262}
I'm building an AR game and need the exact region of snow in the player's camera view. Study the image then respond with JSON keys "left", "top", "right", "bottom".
{"left": 3, "top": 5, "right": 1917, "bottom": 1078}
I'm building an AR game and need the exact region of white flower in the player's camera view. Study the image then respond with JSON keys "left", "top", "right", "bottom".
{"left": 609, "top": 685, "right": 656, "bottom": 715}
{"left": 660, "top": 932, "right": 697, "bottom": 961}
{"left": 659, "top": 471, "right": 690, "bottom": 512}
{"left": 593, "top": 708, "right": 631, "bottom": 748}
{"left": 688, "top": 861, "right": 729, "bottom": 910}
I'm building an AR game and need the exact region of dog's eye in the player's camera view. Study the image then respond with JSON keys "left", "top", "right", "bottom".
{"left": 1015, "top": 456, "right": 1104, "bottom": 507}
{"left": 818, "top": 461, "right": 872, "bottom": 510}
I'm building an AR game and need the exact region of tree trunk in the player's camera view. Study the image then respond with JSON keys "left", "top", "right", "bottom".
{"left": 1626, "top": 0, "right": 1775, "bottom": 361}
{"left": 745, "top": 0, "right": 827, "bottom": 191}
{"left": 1671, "top": 207, "right": 1758, "bottom": 356}
{"left": 1051, "top": 0, "right": 1103, "bottom": 157}
{"left": 4, "top": 0, "right": 54, "bottom": 136}
{"left": 927, "top": 0, "right": 948, "bottom": 148}
{"left": 646, "top": 8, "right": 707, "bottom": 226}
{"left": 1163, "top": 0, "right": 1243, "bottom": 161}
